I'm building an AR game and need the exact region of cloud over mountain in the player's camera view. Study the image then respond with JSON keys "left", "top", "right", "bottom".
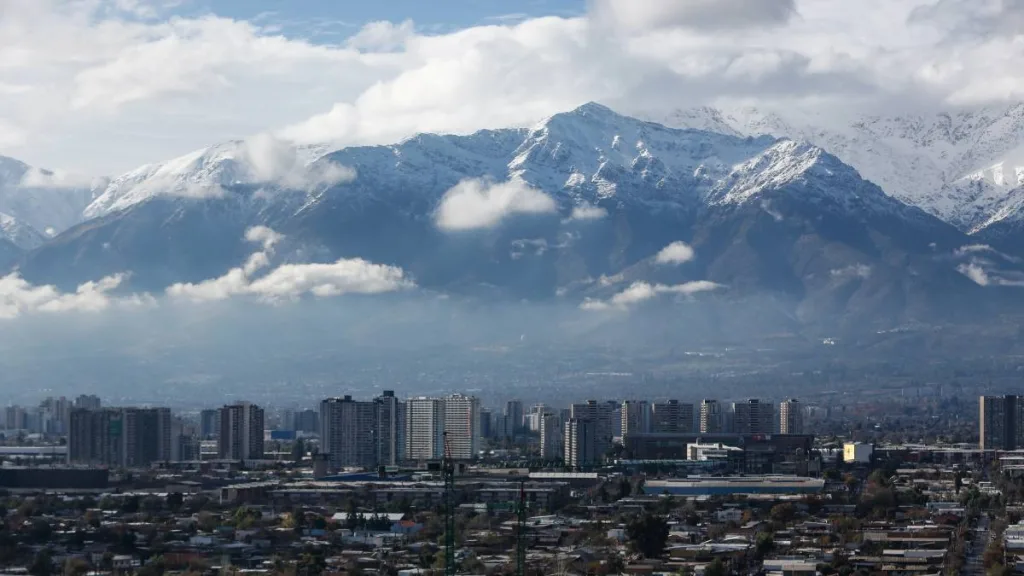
{"left": 434, "top": 178, "right": 557, "bottom": 231}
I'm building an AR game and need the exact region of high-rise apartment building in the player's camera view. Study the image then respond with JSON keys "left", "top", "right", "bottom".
{"left": 733, "top": 399, "right": 774, "bottom": 435}
{"left": 505, "top": 400, "right": 524, "bottom": 435}
{"left": 980, "top": 395, "right": 1024, "bottom": 450}
{"left": 75, "top": 395, "right": 101, "bottom": 410}
{"left": 540, "top": 412, "right": 563, "bottom": 460}
{"left": 479, "top": 408, "right": 492, "bottom": 439}
{"left": 621, "top": 400, "right": 652, "bottom": 437}
{"left": 320, "top": 396, "right": 378, "bottom": 469}
{"left": 444, "top": 394, "right": 481, "bottom": 460}
{"left": 68, "top": 407, "right": 172, "bottom": 467}
{"left": 375, "top": 391, "right": 406, "bottom": 466}
{"left": 219, "top": 402, "right": 265, "bottom": 461}
{"left": 779, "top": 399, "right": 804, "bottom": 434}
{"left": 570, "top": 400, "right": 615, "bottom": 459}
{"left": 291, "top": 409, "right": 320, "bottom": 434}
{"left": 700, "top": 399, "right": 724, "bottom": 433}
{"left": 199, "top": 409, "right": 220, "bottom": 439}
{"left": 652, "top": 400, "right": 695, "bottom": 433}
{"left": 406, "top": 397, "right": 445, "bottom": 460}
{"left": 564, "top": 419, "right": 597, "bottom": 468}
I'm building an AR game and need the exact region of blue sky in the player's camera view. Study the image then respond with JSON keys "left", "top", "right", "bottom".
{"left": 181, "top": 0, "right": 586, "bottom": 36}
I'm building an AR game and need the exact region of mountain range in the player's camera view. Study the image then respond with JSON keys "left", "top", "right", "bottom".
{"left": 4, "top": 102, "right": 1024, "bottom": 333}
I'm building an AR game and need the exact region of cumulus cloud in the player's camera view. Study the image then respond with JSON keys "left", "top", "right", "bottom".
{"left": 18, "top": 167, "right": 99, "bottom": 189}
{"left": 655, "top": 241, "right": 696, "bottom": 265}
{"left": 435, "top": 178, "right": 557, "bottom": 231}
{"left": 567, "top": 202, "right": 608, "bottom": 221}
{"left": 830, "top": 264, "right": 872, "bottom": 279}
{"left": 0, "top": 272, "right": 153, "bottom": 319}
{"left": 592, "top": 0, "right": 797, "bottom": 32}
{"left": 166, "top": 226, "right": 413, "bottom": 302}
{"left": 581, "top": 280, "right": 722, "bottom": 311}
{"left": 5, "top": 0, "right": 1024, "bottom": 176}
{"left": 238, "top": 133, "right": 355, "bottom": 190}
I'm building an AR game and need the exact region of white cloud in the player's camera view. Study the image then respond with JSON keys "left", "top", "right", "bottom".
{"left": 830, "top": 264, "right": 872, "bottom": 279}
{"left": 592, "top": 0, "right": 797, "bottom": 32}
{"left": 0, "top": 272, "right": 153, "bottom": 319}
{"left": 958, "top": 262, "right": 991, "bottom": 286}
{"left": 4, "top": 0, "right": 1024, "bottom": 176}
{"left": 435, "top": 178, "right": 557, "bottom": 231}
{"left": 347, "top": 20, "right": 416, "bottom": 51}
{"left": 655, "top": 241, "right": 696, "bottom": 265}
{"left": 18, "top": 167, "right": 100, "bottom": 189}
{"left": 568, "top": 202, "right": 608, "bottom": 221}
{"left": 166, "top": 226, "right": 413, "bottom": 302}
{"left": 237, "top": 133, "right": 356, "bottom": 189}
{"left": 581, "top": 279, "right": 722, "bottom": 311}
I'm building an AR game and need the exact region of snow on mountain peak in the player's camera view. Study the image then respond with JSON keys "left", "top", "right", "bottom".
{"left": 83, "top": 135, "right": 356, "bottom": 219}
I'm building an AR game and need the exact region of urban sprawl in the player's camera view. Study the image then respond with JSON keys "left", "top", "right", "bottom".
{"left": 1, "top": 392, "right": 1023, "bottom": 575}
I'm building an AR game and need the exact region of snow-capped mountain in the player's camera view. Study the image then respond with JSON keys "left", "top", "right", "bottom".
{"left": 0, "top": 155, "right": 98, "bottom": 240}
{"left": 0, "top": 211, "right": 47, "bottom": 250}
{"left": 15, "top": 102, "right": 992, "bottom": 331}
{"left": 83, "top": 137, "right": 348, "bottom": 220}
{"left": 656, "top": 103, "right": 1024, "bottom": 235}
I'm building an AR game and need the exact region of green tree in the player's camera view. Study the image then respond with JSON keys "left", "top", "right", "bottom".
{"left": 29, "top": 548, "right": 53, "bottom": 576}
{"left": 703, "top": 558, "right": 726, "bottom": 576}
{"left": 618, "top": 478, "right": 632, "bottom": 499}
{"left": 626, "top": 513, "right": 669, "bottom": 558}
{"left": 756, "top": 532, "right": 775, "bottom": 559}
{"left": 166, "top": 492, "right": 184, "bottom": 512}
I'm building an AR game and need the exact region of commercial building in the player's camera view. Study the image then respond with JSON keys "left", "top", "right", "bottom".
{"left": 375, "top": 390, "right": 406, "bottom": 466}
{"left": 444, "top": 394, "right": 481, "bottom": 460}
{"left": 218, "top": 402, "right": 265, "bottom": 461}
{"left": 843, "top": 442, "right": 874, "bottom": 464}
{"left": 68, "top": 407, "right": 172, "bottom": 467}
{"left": 564, "top": 418, "right": 597, "bottom": 468}
{"left": 652, "top": 400, "right": 694, "bottom": 433}
{"left": 980, "top": 395, "right": 1024, "bottom": 450}
{"left": 700, "top": 399, "right": 724, "bottom": 433}
{"left": 621, "top": 432, "right": 815, "bottom": 474}
{"left": 570, "top": 400, "right": 615, "bottom": 459}
{"left": 320, "top": 396, "right": 377, "bottom": 469}
{"left": 74, "top": 395, "right": 101, "bottom": 410}
{"left": 406, "top": 397, "right": 445, "bottom": 460}
{"left": 732, "top": 399, "right": 774, "bottom": 435}
{"left": 621, "top": 400, "right": 652, "bottom": 436}
{"left": 779, "top": 399, "right": 804, "bottom": 434}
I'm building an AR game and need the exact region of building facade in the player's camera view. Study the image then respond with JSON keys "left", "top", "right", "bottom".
{"left": 564, "top": 418, "right": 597, "bottom": 468}
{"left": 700, "top": 399, "right": 724, "bottom": 434}
{"left": 444, "top": 394, "right": 481, "bottom": 460}
{"left": 570, "top": 400, "right": 615, "bottom": 459}
{"left": 652, "top": 400, "right": 694, "bottom": 434}
{"left": 68, "top": 407, "right": 172, "bottom": 467}
{"left": 539, "top": 412, "right": 563, "bottom": 460}
{"left": 980, "top": 395, "right": 1024, "bottom": 450}
{"left": 375, "top": 390, "right": 406, "bottom": 466}
{"left": 621, "top": 400, "right": 652, "bottom": 437}
{"left": 504, "top": 400, "right": 523, "bottom": 436}
{"left": 732, "top": 399, "right": 774, "bottom": 435}
{"left": 320, "top": 396, "right": 378, "bottom": 469}
{"left": 779, "top": 399, "right": 804, "bottom": 434}
{"left": 218, "top": 402, "right": 265, "bottom": 461}
{"left": 406, "top": 397, "right": 445, "bottom": 460}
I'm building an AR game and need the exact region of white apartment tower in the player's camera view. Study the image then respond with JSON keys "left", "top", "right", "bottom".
{"left": 444, "top": 394, "right": 481, "bottom": 460}
{"left": 405, "top": 397, "right": 445, "bottom": 460}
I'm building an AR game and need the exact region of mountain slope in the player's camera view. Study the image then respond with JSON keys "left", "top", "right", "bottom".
{"left": 14, "top": 103, "right": 991, "bottom": 330}
{"left": 656, "top": 103, "right": 1024, "bottom": 236}
{"left": 0, "top": 155, "right": 97, "bottom": 238}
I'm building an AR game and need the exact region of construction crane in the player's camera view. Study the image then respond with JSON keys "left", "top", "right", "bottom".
{"left": 442, "top": 431, "right": 456, "bottom": 576}
{"left": 516, "top": 480, "right": 527, "bottom": 576}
